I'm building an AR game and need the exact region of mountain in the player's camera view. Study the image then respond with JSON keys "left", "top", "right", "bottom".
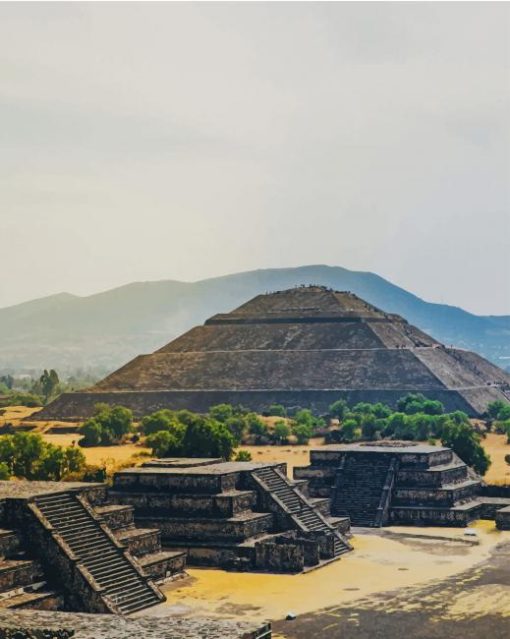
{"left": 1, "top": 265, "right": 509, "bottom": 375}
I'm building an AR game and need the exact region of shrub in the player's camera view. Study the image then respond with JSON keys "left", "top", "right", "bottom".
{"left": 141, "top": 409, "right": 177, "bottom": 435}
{"left": 235, "top": 450, "right": 252, "bottom": 462}
{"left": 209, "top": 404, "right": 234, "bottom": 423}
{"left": 292, "top": 422, "right": 313, "bottom": 445}
{"left": 329, "top": 400, "right": 349, "bottom": 420}
{"left": 272, "top": 420, "right": 291, "bottom": 445}
{"left": 267, "top": 404, "right": 287, "bottom": 417}
{"left": 0, "top": 432, "right": 85, "bottom": 480}
{"left": 225, "top": 416, "right": 247, "bottom": 445}
{"left": 441, "top": 420, "right": 491, "bottom": 476}
{"left": 397, "top": 393, "right": 444, "bottom": 416}
{"left": 0, "top": 462, "right": 10, "bottom": 480}
{"left": 340, "top": 419, "right": 361, "bottom": 443}
{"left": 78, "top": 404, "right": 133, "bottom": 447}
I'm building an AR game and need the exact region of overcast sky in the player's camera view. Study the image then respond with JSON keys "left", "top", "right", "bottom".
{"left": 1, "top": 2, "right": 509, "bottom": 315}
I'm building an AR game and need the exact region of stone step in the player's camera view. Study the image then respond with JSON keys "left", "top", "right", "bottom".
{"left": 0, "top": 530, "right": 21, "bottom": 559}
{"left": 0, "top": 560, "right": 44, "bottom": 593}
{"left": 115, "top": 528, "right": 161, "bottom": 557}
{"left": 0, "top": 589, "right": 63, "bottom": 610}
{"left": 95, "top": 504, "right": 135, "bottom": 530}
{"left": 35, "top": 493, "right": 162, "bottom": 615}
{"left": 137, "top": 550, "right": 187, "bottom": 582}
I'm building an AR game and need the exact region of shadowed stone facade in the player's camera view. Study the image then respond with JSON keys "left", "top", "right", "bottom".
{"left": 107, "top": 458, "right": 352, "bottom": 573}
{"left": 0, "top": 482, "right": 181, "bottom": 616}
{"left": 294, "top": 441, "right": 510, "bottom": 528}
{"left": 37, "top": 287, "right": 510, "bottom": 420}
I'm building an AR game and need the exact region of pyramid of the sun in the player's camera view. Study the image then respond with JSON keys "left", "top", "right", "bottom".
{"left": 38, "top": 286, "right": 510, "bottom": 419}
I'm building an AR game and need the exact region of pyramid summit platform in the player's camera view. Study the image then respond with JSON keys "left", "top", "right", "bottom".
{"left": 38, "top": 286, "right": 510, "bottom": 419}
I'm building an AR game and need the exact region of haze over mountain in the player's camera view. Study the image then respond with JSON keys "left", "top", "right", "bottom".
{"left": 0, "top": 265, "right": 509, "bottom": 376}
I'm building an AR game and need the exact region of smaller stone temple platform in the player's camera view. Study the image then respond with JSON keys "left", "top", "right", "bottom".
{"left": 108, "top": 458, "right": 353, "bottom": 573}
{"left": 294, "top": 442, "right": 510, "bottom": 528}
{"left": 0, "top": 480, "right": 184, "bottom": 615}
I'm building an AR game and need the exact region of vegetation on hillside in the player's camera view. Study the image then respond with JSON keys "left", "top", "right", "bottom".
{"left": 0, "top": 369, "right": 99, "bottom": 408}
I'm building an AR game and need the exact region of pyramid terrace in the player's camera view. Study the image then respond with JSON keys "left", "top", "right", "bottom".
{"left": 38, "top": 286, "right": 510, "bottom": 421}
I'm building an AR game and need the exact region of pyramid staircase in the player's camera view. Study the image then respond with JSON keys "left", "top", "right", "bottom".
{"left": 332, "top": 454, "right": 396, "bottom": 527}
{"left": 33, "top": 492, "right": 163, "bottom": 615}
{"left": 251, "top": 466, "right": 352, "bottom": 556}
{"left": 94, "top": 503, "right": 187, "bottom": 583}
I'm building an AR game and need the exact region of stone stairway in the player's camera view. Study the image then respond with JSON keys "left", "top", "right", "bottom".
{"left": 332, "top": 454, "right": 395, "bottom": 527}
{"left": 95, "top": 504, "right": 187, "bottom": 583}
{"left": 252, "top": 466, "right": 352, "bottom": 556}
{"left": 34, "top": 492, "right": 163, "bottom": 615}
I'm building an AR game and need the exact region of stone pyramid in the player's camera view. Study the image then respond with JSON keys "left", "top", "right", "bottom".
{"left": 38, "top": 286, "right": 510, "bottom": 419}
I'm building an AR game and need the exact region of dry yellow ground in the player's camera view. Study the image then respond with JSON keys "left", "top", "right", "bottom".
{"left": 161, "top": 521, "right": 510, "bottom": 623}
{"left": 482, "top": 432, "right": 510, "bottom": 484}
{"left": 0, "top": 406, "right": 149, "bottom": 471}
{"left": 239, "top": 438, "right": 324, "bottom": 476}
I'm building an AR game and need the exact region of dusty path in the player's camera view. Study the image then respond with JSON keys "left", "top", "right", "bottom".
{"left": 273, "top": 537, "right": 510, "bottom": 638}
{"left": 161, "top": 523, "right": 509, "bottom": 626}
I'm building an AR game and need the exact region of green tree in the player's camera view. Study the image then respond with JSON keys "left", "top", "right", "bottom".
{"left": 141, "top": 409, "right": 177, "bottom": 435}
{"left": 329, "top": 399, "right": 349, "bottom": 420}
{"left": 209, "top": 404, "right": 234, "bottom": 423}
{"left": 361, "top": 414, "right": 378, "bottom": 440}
{"left": 272, "top": 420, "right": 291, "bottom": 445}
{"left": 11, "top": 432, "right": 45, "bottom": 479}
{"left": 79, "top": 419, "right": 103, "bottom": 447}
{"left": 396, "top": 393, "right": 442, "bottom": 415}
{"left": 225, "top": 416, "right": 247, "bottom": 445}
{"left": 78, "top": 404, "right": 133, "bottom": 446}
{"left": 146, "top": 430, "right": 182, "bottom": 458}
{"left": 0, "top": 432, "right": 85, "bottom": 480}
{"left": 181, "top": 418, "right": 235, "bottom": 460}
{"left": 0, "top": 375, "right": 14, "bottom": 390}
{"left": 487, "top": 400, "right": 510, "bottom": 420}
{"left": 441, "top": 420, "right": 491, "bottom": 476}
{"left": 267, "top": 404, "right": 287, "bottom": 417}
{"left": 39, "top": 369, "right": 60, "bottom": 403}
{"left": 38, "top": 444, "right": 86, "bottom": 481}
{"left": 247, "top": 414, "right": 268, "bottom": 443}
{"left": 340, "top": 419, "right": 361, "bottom": 443}
{"left": 292, "top": 421, "right": 313, "bottom": 445}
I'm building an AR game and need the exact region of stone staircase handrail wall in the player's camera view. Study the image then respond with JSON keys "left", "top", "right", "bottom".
{"left": 248, "top": 471, "right": 306, "bottom": 533}
{"left": 374, "top": 458, "right": 399, "bottom": 527}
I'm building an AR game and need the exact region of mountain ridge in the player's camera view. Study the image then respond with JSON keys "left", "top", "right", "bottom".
{"left": 1, "top": 265, "right": 509, "bottom": 374}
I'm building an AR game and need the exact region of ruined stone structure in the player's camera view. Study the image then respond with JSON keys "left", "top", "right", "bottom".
{"left": 37, "top": 287, "right": 510, "bottom": 420}
{"left": 107, "top": 458, "right": 352, "bottom": 573}
{"left": 0, "top": 608, "right": 271, "bottom": 639}
{"left": 0, "top": 481, "right": 183, "bottom": 615}
{"left": 294, "top": 442, "right": 510, "bottom": 527}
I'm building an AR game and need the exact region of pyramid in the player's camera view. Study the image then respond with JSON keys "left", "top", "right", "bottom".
{"left": 38, "top": 286, "right": 510, "bottom": 419}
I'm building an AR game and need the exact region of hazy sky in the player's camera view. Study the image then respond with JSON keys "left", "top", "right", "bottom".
{"left": 1, "top": 2, "right": 509, "bottom": 314}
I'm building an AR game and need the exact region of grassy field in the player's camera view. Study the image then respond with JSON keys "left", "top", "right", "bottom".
{"left": 0, "top": 405, "right": 509, "bottom": 482}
